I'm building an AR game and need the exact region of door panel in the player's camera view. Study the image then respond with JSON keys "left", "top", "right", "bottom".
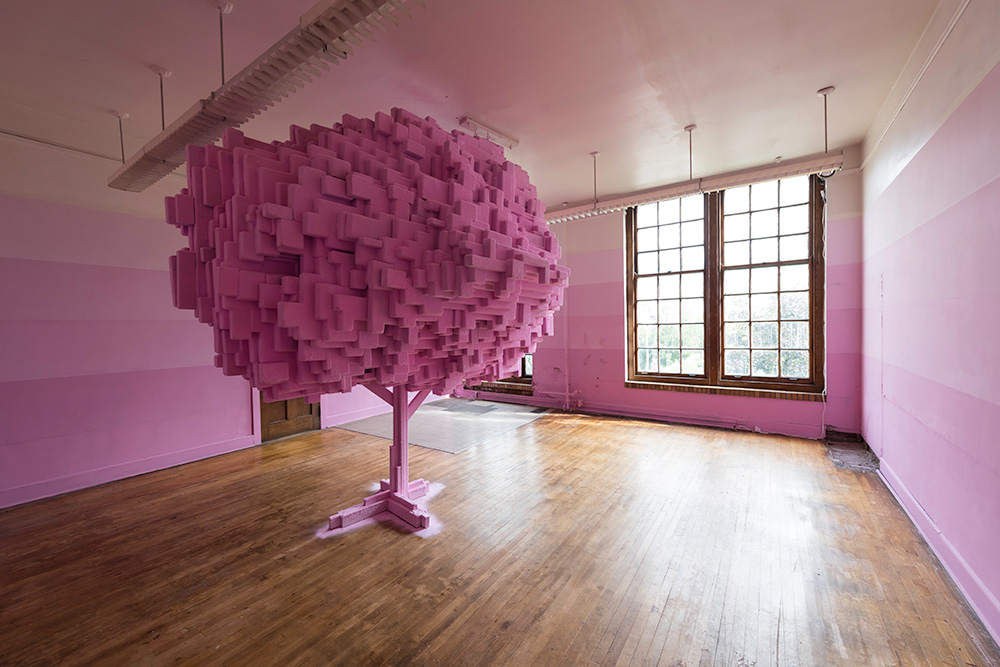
{"left": 260, "top": 397, "right": 320, "bottom": 442}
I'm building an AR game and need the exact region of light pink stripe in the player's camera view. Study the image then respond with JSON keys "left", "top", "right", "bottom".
{"left": 0, "top": 192, "right": 183, "bottom": 271}
{"left": 0, "top": 319, "right": 217, "bottom": 381}
{"left": 0, "top": 257, "right": 184, "bottom": 321}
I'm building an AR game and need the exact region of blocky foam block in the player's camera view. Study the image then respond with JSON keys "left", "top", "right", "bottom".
{"left": 164, "top": 108, "right": 569, "bottom": 402}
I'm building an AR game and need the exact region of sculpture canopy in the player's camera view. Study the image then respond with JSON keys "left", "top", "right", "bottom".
{"left": 164, "top": 108, "right": 569, "bottom": 532}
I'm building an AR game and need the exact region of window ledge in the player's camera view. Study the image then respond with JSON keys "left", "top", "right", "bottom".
{"left": 465, "top": 380, "right": 534, "bottom": 397}
{"left": 625, "top": 379, "right": 825, "bottom": 402}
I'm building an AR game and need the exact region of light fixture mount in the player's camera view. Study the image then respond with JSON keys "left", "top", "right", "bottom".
{"left": 458, "top": 116, "right": 519, "bottom": 150}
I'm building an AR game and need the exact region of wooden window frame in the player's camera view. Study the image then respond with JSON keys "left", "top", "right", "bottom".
{"left": 626, "top": 174, "right": 826, "bottom": 397}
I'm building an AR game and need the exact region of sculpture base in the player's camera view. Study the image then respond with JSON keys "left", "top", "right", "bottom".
{"left": 328, "top": 479, "right": 431, "bottom": 531}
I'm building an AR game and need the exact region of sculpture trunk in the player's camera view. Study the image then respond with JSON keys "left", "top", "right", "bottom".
{"left": 327, "top": 385, "right": 431, "bottom": 531}
{"left": 390, "top": 386, "right": 408, "bottom": 494}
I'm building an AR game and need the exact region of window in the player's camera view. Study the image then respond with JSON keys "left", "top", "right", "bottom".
{"left": 520, "top": 353, "right": 533, "bottom": 379}
{"left": 464, "top": 353, "right": 534, "bottom": 396}
{"left": 626, "top": 174, "right": 825, "bottom": 397}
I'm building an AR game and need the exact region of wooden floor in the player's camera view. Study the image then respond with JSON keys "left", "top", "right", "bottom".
{"left": 1, "top": 412, "right": 998, "bottom": 666}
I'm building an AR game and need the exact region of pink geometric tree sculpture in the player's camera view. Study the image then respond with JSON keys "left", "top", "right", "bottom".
{"left": 164, "top": 108, "right": 568, "bottom": 531}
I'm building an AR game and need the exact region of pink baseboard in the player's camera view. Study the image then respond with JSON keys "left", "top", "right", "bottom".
{"left": 879, "top": 462, "right": 1000, "bottom": 647}
{"left": 0, "top": 434, "right": 257, "bottom": 509}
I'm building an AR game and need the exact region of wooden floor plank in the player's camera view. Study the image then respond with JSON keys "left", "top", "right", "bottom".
{"left": 1, "top": 411, "right": 998, "bottom": 666}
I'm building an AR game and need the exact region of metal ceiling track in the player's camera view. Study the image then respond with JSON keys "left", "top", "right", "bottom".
{"left": 108, "top": 0, "right": 421, "bottom": 193}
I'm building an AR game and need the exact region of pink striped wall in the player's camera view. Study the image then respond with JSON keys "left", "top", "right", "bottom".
{"left": 0, "top": 195, "right": 256, "bottom": 508}
{"left": 862, "top": 60, "right": 1000, "bottom": 643}
{"left": 467, "top": 167, "right": 863, "bottom": 439}
{"left": 0, "top": 194, "right": 394, "bottom": 509}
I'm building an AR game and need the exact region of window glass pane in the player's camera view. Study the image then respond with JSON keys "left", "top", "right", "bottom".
{"left": 638, "top": 348, "right": 658, "bottom": 372}
{"left": 682, "top": 349, "right": 704, "bottom": 375}
{"left": 779, "top": 234, "right": 809, "bottom": 261}
{"left": 750, "top": 293, "right": 778, "bottom": 320}
{"left": 751, "top": 180, "right": 778, "bottom": 210}
{"left": 780, "top": 291, "right": 809, "bottom": 320}
{"left": 658, "top": 324, "right": 680, "bottom": 347}
{"left": 780, "top": 350, "right": 810, "bottom": 379}
{"left": 780, "top": 175, "right": 810, "bottom": 206}
{"left": 637, "top": 301, "right": 657, "bottom": 324}
{"left": 751, "top": 350, "right": 778, "bottom": 377}
{"left": 680, "top": 298, "right": 704, "bottom": 323}
{"left": 726, "top": 185, "right": 750, "bottom": 214}
{"left": 680, "top": 194, "right": 703, "bottom": 221}
{"left": 724, "top": 213, "right": 750, "bottom": 242}
{"left": 637, "top": 324, "right": 657, "bottom": 348}
{"left": 780, "top": 264, "right": 809, "bottom": 291}
{"left": 636, "top": 276, "right": 657, "bottom": 300}
{"left": 725, "top": 349, "right": 750, "bottom": 376}
{"left": 659, "top": 224, "right": 680, "bottom": 250}
{"left": 681, "top": 246, "right": 704, "bottom": 271}
{"left": 681, "top": 323, "right": 704, "bottom": 348}
{"left": 780, "top": 204, "right": 809, "bottom": 235}
{"left": 750, "top": 209, "right": 778, "bottom": 239}
{"left": 637, "top": 252, "right": 657, "bottom": 275}
{"left": 750, "top": 266, "right": 778, "bottom": 293}
{"left": 750, "top": 238, "right": 778, "bottom": 264}
{"left": 637, "top": 203, "right": 658, "bottom": 227}
{"left": 681, "top": 220, "right": 704, "bottom": 247}
{"left": 751, "top": 322, "right": 779, "bottom": 348}
{"left": 659, "top": 299, "right": 680, "bottom": 323}
{"left": 681, "top": 272, "right": 704, "bottom": 298}
{"left": 780, "top": 321, "right": 809, "bottom": 349}
{"left": 658, "top": 199, "right": 680, "bottom": 224}
{"left": 659, "top": 348, "right": 680, "bottom": 373}
{"left": 659, "top": 249, "right": 680, "bottom": 273}
{"left": 724, "top": 268, "right": 749, "bottom": 295}
{"left": 725, "top": 241, "right": 750, "bottom": 266}
{"left": 724, "top": 322, "right": 749, "bottom": 348}
{"left": 637, "top": 227, "right": 658, "bottom": 252}
{"left": 659, "top": 274, "right": 680, "bottom": 299}
{"left": 724, "top": 295, "right": 750, "bottom": 321}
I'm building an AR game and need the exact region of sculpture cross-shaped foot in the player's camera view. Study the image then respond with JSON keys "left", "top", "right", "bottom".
{"left": 328, "top": 385, "right": 432, "bottom": 531}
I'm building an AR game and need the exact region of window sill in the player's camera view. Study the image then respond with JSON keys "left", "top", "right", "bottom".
{"left": 465, "top": 380, "right": 534, "bottom": 397}
{"left": 625, "top": 379, "right": 825, "bottom": 402}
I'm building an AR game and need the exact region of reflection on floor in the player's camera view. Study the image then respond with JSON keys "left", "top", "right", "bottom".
{"left": 335, "top": 397, "right": 547, "bottom": 453}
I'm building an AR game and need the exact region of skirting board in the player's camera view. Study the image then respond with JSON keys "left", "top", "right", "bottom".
{"left": 879, "top": 461, "right": 1000, "bottom": 648}
{"left": 457, "top": 389, "right": 826, "bottom": 439}
{"left": 0, "top": 434, "right": 257, "bottom": 510}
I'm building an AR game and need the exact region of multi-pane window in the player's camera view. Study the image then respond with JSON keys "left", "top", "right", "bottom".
{"left": 627, "top": 174, "right": 825, "bottom": 395}
{"left": 634, "top": 194, "right": 706, "bottom": 376}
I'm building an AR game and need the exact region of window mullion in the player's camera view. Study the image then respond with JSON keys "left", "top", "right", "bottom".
{"left": 705, "top": 192, "right": 723, "bottom": 384}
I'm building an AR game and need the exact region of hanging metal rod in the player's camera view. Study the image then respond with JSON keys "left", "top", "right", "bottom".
{"left": 112, "top": 110, "right": 129, "bottom": 163}
{"left": 590, "top": 151, "right": 600, "bottom": 209}
{"left": 684, "top": 124, "right": 696, "bottom": 181}
{"left": 150, "top": 65, "right": 172, "bottom": 131}
{"left": 817, "top": 86, "right": 835, "bottom": 154}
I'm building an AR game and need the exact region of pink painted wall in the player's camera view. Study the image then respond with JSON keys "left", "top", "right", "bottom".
{"left": 0, "top": 193, "right": 400, "bottom": 509}
{"left": 861, "top": 59, "right": 1000, "bottom": 643}
{"left": 466, "top": 163, "right": 864, "bottom": 439}
{"left": 0, "top": 194, "right": 256, "bottom": 508}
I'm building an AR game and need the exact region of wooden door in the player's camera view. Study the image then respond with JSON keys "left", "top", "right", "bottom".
{"left": 260, "top": 398, "right": 320, "bottom": 442}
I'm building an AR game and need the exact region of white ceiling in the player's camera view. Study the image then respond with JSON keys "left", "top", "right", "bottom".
{"left": 0, "top": 0, "right": 940, "bottom": 217}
